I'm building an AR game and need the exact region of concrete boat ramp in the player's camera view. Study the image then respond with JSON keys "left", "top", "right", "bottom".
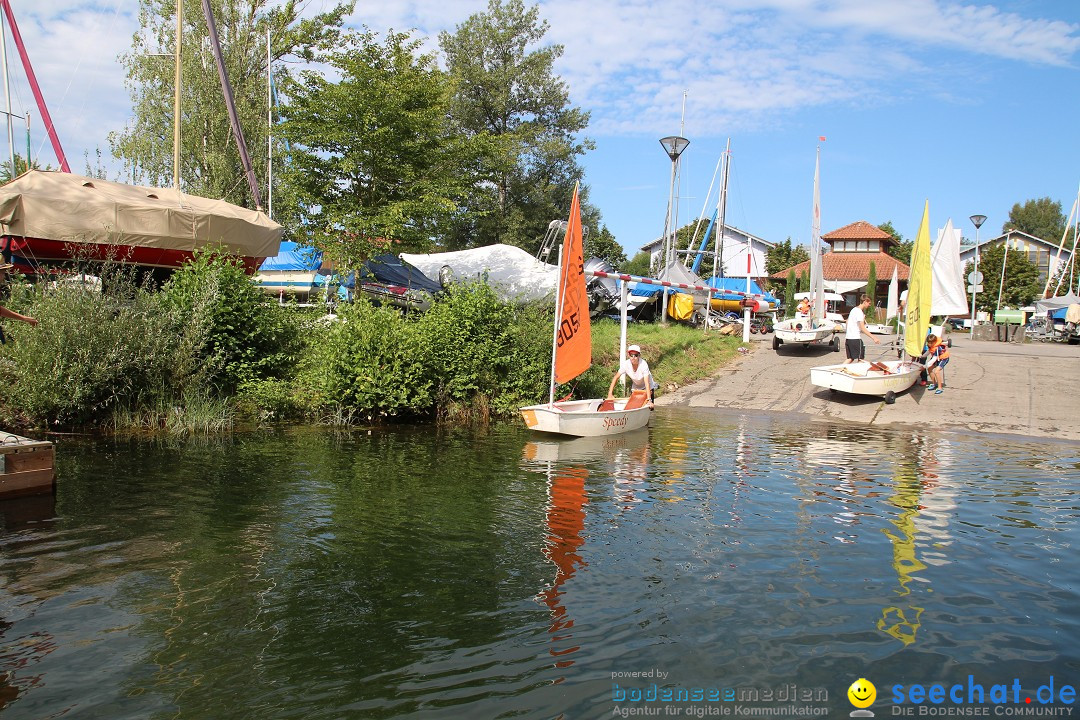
{"left": 657, "top": 335, "right": 1080, "bottom": 442}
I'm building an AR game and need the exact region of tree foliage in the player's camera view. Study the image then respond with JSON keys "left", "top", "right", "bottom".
{"left": 110, "top": 0, "right": 351, "bottom": 211}
{"left": 439, "top": 0, "right": 594, "bottom": 252}
{"left": 584, "top": 225, "right": 627, "bottom": 267}
{"left": 880, "top": 221, "right": 912, "bottom": 262}
{"left": 866, "top": 261, "right": 877, "bottom": 316}
{"left": 280, "top": 29, "right": 480, "bottom": 266}
{"left": 1004, "top": 197, "right": 1066, "bottom": 243}
{"left": 622, "top": 251, "right": 652, "bottom": 278}
{"left": 968, "top": 242, "right": 1041, "bottom": 313}
{"left": 765, "top": 238, "right": 810, "bottom": 275}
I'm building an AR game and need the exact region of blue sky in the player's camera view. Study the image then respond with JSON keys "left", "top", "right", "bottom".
{"left": 9, "top": 0, "right": 1080, "bottom": 257}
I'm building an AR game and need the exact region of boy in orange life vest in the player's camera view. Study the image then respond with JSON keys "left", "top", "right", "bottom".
{"left": 924, "top": 334, "right": 950, "bottom": 394}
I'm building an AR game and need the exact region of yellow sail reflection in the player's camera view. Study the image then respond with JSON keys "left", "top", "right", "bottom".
{"left": 876, "top": 443, "right": 938, "bottom": 646}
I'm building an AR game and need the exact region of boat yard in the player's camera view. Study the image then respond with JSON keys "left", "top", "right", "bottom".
{"left": 657, "top": 335, "right": 1080, "bottom": 441}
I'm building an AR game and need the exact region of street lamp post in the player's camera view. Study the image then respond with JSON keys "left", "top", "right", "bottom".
{"left": 659, "top": 135, "right": 689, "bottom": 325}
{"left": 969, "top": 214, "right": 986, "bottom": 335}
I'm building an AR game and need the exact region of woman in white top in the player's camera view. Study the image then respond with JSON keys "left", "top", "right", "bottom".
{"left": 606, "top": 344, "right": 654, "bottom": 406}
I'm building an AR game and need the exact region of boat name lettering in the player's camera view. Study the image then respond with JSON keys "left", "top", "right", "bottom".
{"left": 602, "top": 416, "right": 627, "bottom": 429}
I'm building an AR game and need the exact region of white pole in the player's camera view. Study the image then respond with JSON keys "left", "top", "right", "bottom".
{"left": 661, "top": 158, "right": 676, "bottom": 325}
{"left": 548, "top": 246, "right": 564, "bottom": 406}
{"left": 996, "top": 237, "right": 1010, "bottom": 315}
{"left": 1, "top": 18, "right": 15, "bottom": 179}
{"left": 172, "top": 0, "right": 182, "bottom": 191}
{"left": 742, "top": 245, "right": 751, "bottom": 343}
{"left": 620, "top": 280, "right": 629, "bottom": 392}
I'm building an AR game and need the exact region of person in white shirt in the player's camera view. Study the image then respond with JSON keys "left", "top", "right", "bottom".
{"left": 844, "top": 294, "right": 880, "bottom": 364}
{"left": 607, "top": 344, "right": 654, "bottom": 407}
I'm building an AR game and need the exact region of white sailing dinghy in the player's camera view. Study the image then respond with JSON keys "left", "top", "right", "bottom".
{"left": 520, "top": 186, "right": 653, "bottom": 437}
{"left": 810, "top": 202, "right": 931, "bottom": 404}
{"left": 773, "top": 145, "right": 840, "bottom": 352}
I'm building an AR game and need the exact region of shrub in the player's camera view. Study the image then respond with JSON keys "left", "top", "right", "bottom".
{"left": 0, "top": 271, "right": 176, "bottom": 428}
{"left": 159, "top": 249, "right": 301, "bottom": 395}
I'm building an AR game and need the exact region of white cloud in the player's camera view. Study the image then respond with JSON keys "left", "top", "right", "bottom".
{"left": 5, "top": 0, "right": 1078, "bottom": 167}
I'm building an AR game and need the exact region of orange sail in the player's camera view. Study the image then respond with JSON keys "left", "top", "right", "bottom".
{"left": 553, "top": 186, "right": 592, "bottom": 384}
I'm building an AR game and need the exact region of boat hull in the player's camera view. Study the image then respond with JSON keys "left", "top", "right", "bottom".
{"left": 5, "top": 236, "right": 264, "bottom": 275}
{"left": 773, "top": 318, "right": 837, "bottom": 346}
{"left": 520, "top": 398, "right": 653, "bottom": 437}
{"left": 810, "top": 360, "right": 921, "bottom": 397}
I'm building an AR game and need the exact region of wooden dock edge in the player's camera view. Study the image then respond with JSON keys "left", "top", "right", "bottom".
{"left": 0, "top": 432, "right": 56, "bottom": 499}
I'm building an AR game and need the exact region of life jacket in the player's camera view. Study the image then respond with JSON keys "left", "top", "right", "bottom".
{"left": 930, "top": 342, "right": 949, "bottom": 361}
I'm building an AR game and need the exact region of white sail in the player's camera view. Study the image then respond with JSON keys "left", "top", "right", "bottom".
{"left": 886, "top": 266, "right": 899, "bottom": 320}
{"left": 931, "top": 218, "right": 969, "bottom": 316}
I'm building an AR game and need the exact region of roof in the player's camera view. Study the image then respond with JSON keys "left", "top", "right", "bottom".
{"left": 772, "top": 251, "right": 910, "bottom": 281}
{"left": 0, "top": 170, "right": 282, "bottom": 258}
{"left": 641, "top": 223, "right": 774, "bottom": 253}
{"left": 822, "top": 220, "right": 894, "bottom": 241}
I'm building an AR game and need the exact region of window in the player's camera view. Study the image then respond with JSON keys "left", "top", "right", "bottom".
{"left": 856, "top": 240, "right": 868, "bottom": 251}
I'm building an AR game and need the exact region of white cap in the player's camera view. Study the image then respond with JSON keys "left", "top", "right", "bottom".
{"left": 627, "top": 344, "right": 641, "bottom": 354}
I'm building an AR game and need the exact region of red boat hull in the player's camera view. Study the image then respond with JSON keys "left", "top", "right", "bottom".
{"left": 3, "top": 235, "right": 265, "bottom": 275}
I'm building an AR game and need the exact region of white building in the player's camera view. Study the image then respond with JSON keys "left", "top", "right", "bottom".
{"left": 640, "top": 224, "right": 774, "bottom": 280}
{"left": 959, "top": 229, "right": 1074, "bottom": 290}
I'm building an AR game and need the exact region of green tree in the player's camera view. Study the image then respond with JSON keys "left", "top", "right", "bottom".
{"left": 866, "top": 261, "right": 877, "bottom": 317}
{"left": 439, "top": 0, "right": 594, "bottom": 252}
{"left": 622, "top": 251, "right": 652, "bottom": 278}
{"left": 784, "top": 270, "right": 796, "bottom": 318}
{"left": 280, "top": 29, "right": 480, "bottom": 266}
{"left": 1004, "top": 197, "right": 1066, "bottom": 243}
{"left": 970, "top": 243, "right": 1041, "bottom": 313}
{"left": 0, "top": 153, "right": 50, "bottom": 183}
{"left": 880, "top": 221, "right": 912, "bottom": 262}
{"left": 584, "top": 225, "right": 627, "bottom": 267}
{"left": 110, "top": 0, "right": 351, "bottom": 211}
{"left": 798, "top": 271, "right": 808, "bottom": 294}
{"left": 766, "top": 238, "right": 810, "bottom": 275}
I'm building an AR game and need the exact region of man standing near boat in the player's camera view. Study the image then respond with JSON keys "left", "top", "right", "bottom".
{"left": 843, "top": 294, "right": 879, "bottom": 364}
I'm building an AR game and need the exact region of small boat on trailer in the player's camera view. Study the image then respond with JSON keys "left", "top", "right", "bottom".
{"left": 809, "top": 360, "right": 922, "bottom": 404}
{"left": 520, "top": 185, "right": 652, "bottom": 438}
{"left": 811, "top": 200, "right": 934, "bottom": 404}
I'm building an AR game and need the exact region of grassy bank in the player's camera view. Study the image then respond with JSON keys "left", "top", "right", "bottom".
{"left": 0, "top": 257, "right": 745, "bottom": 433}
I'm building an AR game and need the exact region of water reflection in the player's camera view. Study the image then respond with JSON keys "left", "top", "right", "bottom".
{"left": 0, "top": 417, "right": 1075, "bottom": 719}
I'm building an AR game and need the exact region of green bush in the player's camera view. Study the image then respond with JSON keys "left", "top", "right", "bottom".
{"left": 159, "top": 249, "right": 301, "bottom": 395}
{"left": 0, "top": 272, "right": 176, "bottom": 427}
{"left": 305, "top": 298, "right": 433, "bottom": 420}
{"left": 417, "top": 283, "right": 550, "bottom": 419}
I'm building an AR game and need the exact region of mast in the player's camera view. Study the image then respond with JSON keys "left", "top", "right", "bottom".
{"left": 0, "top": 0, "right": 69, "bottom": 172}
{"left": 267, "top": 26, "right": 272, "bottom": 219}
{"left": 810, "top": 143, "right": 825, "bottom": 322}
{"left": 1, "top": 15, "right": 14, "bottom": 178}
{"left": 713, "top": 138, "right": 731, "bottom": 279}
{"left": 172, "top": 0, "right": 182, "bottom": 190}
{"left": 201, "top": 0, "right": 263, "bottom": 211}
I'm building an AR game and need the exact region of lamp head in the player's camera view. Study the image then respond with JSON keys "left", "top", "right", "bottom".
{"left": 970, "top": 214, "right": 987, "bottom": 229}
{"left": 659, "top": 136, "right": 690, "bottom": 161}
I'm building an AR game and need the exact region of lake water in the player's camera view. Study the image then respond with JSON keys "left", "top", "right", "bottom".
{"left": 0, "top": 409, "right": 1077, "bottom": 719}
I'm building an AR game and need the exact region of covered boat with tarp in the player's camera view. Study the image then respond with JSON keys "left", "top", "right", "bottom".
{"left": 254, "top": 241, "right": 324, "bottom": 302}
{"left": 0, "top": 170, "right": 282, "bottom": 277}
{"left": 349, "top": 254, "right": 443, "bottom": 311}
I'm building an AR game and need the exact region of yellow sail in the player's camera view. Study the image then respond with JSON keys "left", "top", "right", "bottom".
{"left": 553, "top": 185, "right": 592, "bottom": 384}
{"left": 905, "top": 201, "right": 932, "bottom": 357}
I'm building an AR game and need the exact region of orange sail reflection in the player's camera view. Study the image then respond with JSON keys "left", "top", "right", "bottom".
{"left": 539, "top": 466, "right": 589, "bottom": 669}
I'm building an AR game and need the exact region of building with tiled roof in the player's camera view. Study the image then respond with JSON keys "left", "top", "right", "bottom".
{"left": 772, "top": 220, "right": 910, "bottom": 311}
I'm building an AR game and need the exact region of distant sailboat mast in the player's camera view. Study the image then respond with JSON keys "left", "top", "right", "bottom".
{"left": 810, "top": 142, "right": 825, "bottom": 322}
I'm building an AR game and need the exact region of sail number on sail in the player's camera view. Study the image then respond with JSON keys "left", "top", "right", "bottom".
{"left": 557, "top": 311, "right": 581, "bottom": 347}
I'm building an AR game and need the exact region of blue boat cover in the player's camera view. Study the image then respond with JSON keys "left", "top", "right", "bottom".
{"left": 259, "top": 241, "right": 322, "bottom": 271}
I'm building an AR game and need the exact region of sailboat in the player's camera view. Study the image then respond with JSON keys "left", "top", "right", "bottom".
{"left": 520, "top": 186, "right": 653, "bottom": 437}
{"left": 809, "top": 202, "right": 929, "bottom": 404}
{"left": 772, "top": 144, "right": 841, "bottom": 352}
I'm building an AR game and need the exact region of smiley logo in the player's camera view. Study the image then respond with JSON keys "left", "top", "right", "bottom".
{"left": 848, "top": 678, "right": 877, "bottom": 709}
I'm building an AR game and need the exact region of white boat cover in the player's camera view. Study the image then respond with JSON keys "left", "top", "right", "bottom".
{"left": 931, "top": 219, "right": 969, "bottom": 315}
{"left": 1035, "top": 292, "right": 1080, "bottom": 312}
{"left": 401, "top": 243, "right": 557, "bottom": 303}
{"left": 0, "top": 170, "right": 282, "bottom": 257}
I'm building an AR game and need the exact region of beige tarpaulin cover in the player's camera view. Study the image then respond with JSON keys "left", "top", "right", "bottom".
{"left": 0, "top": 170, "right": 282, "bottom": 257}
